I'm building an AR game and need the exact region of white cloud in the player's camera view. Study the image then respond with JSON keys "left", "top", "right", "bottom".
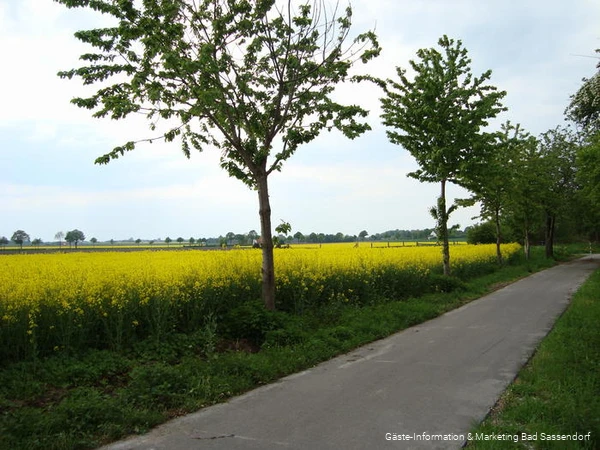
{"left": 0, "top": 0, "right": 124, "bottom": 136}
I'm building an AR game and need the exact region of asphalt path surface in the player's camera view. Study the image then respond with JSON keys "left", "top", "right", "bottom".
{"left": 102, "top": 255, "right": 600, "bottom": 450}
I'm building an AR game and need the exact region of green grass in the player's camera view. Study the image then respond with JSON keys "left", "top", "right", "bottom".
{"left": 0, "top": 247, "right": 584, "bottom": 450}
{"left": 466, "top": 265, "right": 600, "bottom": 449}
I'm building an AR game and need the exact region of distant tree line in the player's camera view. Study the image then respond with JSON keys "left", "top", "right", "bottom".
{"left": 0, "top": 227, "right": 470, "bottom": 250}
{"left": 0, "top": 229, "right": 86, "bottom": 250}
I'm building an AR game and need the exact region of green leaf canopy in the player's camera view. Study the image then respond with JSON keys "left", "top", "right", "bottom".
{"left": 57, "top": 0, "right": 380, "bottom": 187}
{"left": 380, "top": 35, "right": 506, "bottom": 187}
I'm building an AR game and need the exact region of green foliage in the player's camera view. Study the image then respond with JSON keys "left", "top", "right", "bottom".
{"left": 428, "top": 274, "right": 467, "bottom": 293}
{"left": 499, "top": 131, "right": 547, "bottom": 257}
{"left": 263, "top": 323, "right": 308, "bottom": 348}
{"left": 537, "top": 126, "right": 580, "bottom": 256}
{"left": 126, "top": 363, "right": 190, "bottom": 409}
{"left": 380, "top": 35, "right": 506, "bottom": 187}
{"left": 379, "top": 35, "right": 506, "bottom": 275}
{"left": 575, "top": 133, "right": 600, "bottom": 239}
{"left": 56, "top": 0, "right": 380, "bottom": 182}
{"left": 0, "top": 388, "right": 163, "bottom": 450}
{"left": 462, "top": 121, "right": 534, "bottom": 262}
{"left": 64, "top": 229, "right": 85, "bottom": 248}
{"left": 274, "top": 220, "right": 292, "bottom": 247}
{"left": 566, "top": 48, "right": 600, "bottom": 134}
{"left": 275, "top": 220, "right": 292, "bottom": 237}
{"left": 220, "top": 300, "right": 266, "bottom": 342}
{"left": 11, "top": 230, "right": 30, "bottom": 249}
{"left": 577, "top": 140, "right": 600, "bottom": 204}
{"left": 467, "top": 222, "right": 497, "bottom": 244}
{"left": 220, "top": 300, "right": 288, "bottom": 345}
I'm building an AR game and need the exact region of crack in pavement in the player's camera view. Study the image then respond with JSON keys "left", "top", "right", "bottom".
{"left": 193, "top": 434, "right": 235, "bottom": 440}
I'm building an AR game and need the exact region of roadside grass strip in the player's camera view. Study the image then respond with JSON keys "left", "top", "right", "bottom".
{"left": 467, "top": 266, "right": 600, "bottom": 449}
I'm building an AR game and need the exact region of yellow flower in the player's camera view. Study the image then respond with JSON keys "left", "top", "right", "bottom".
{"left": 0, "top": 243, "right": 521, "bottom": 360}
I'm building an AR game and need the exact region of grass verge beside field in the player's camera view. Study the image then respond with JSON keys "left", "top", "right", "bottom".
{"left": 0, "top": 246, "right": 591, "bottom": 450}
{"left": 467, "top": 262, "right": 600, "bottom": 450}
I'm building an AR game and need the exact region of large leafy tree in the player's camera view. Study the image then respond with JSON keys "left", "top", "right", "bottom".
{"left": 464, "top": 121, "right": 530, "bottom": 264}
{"left": 56, "top": 0, "right": 380, "bottom": 310}
{"left": 537, "top": 126, "right": 579, "bottom": 258}
{"left": 566, "top": 48, "right": 599, "bottom": 134}
{"left": 576, "top": 133, "right": 600, "bottom": 240}
{"left": 380, "top": 35, "right": 506, "bottom": 275}
{"left": 566, "top": 49, "right": 600, "bottom": 242}
{"left": 503, "top": 135, "right": 544, "bottom": 260}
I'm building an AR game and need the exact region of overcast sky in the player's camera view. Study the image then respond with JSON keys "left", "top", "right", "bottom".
{"left": 1, "top": 0, "right": 598, "bottom": 241}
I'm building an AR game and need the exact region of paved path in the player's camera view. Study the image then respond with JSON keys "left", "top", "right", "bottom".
{"left": 103, "top": 255, "right": 600, "bottom": 450}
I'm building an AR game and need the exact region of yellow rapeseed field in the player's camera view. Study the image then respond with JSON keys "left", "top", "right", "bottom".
{"left": 0, "top": 243, "right": 521, "bottom": 362}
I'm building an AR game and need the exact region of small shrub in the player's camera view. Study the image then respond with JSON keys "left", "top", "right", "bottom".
{"left": 429, "top": 274, "right": 467, "bottom": 293}
{"left": 219, "top": 300, "right": 287, "bottom": 345}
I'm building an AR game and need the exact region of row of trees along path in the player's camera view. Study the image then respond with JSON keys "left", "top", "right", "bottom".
{"left": 57, "top": 0, "right": 599, "bottom": 310}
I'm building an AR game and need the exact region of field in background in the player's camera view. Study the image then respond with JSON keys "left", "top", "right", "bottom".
{"left": 0, "top": 240, "right": 466, "bottom": 252}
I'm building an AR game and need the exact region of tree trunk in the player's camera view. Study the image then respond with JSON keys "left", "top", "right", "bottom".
{"left": 494, "top": 207, "right": 503, "bottom": 265}
{"left": 545, "top": 212, "right": 555, "bottom": 259}
{"left": 524, "top": 230, "right": 531, "bottom": 260}
{"left": 440, "top": 179, "right": 451, "bottom": 276}
{"left": 256, "top": 173, "right": 276, "bottom": 310}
